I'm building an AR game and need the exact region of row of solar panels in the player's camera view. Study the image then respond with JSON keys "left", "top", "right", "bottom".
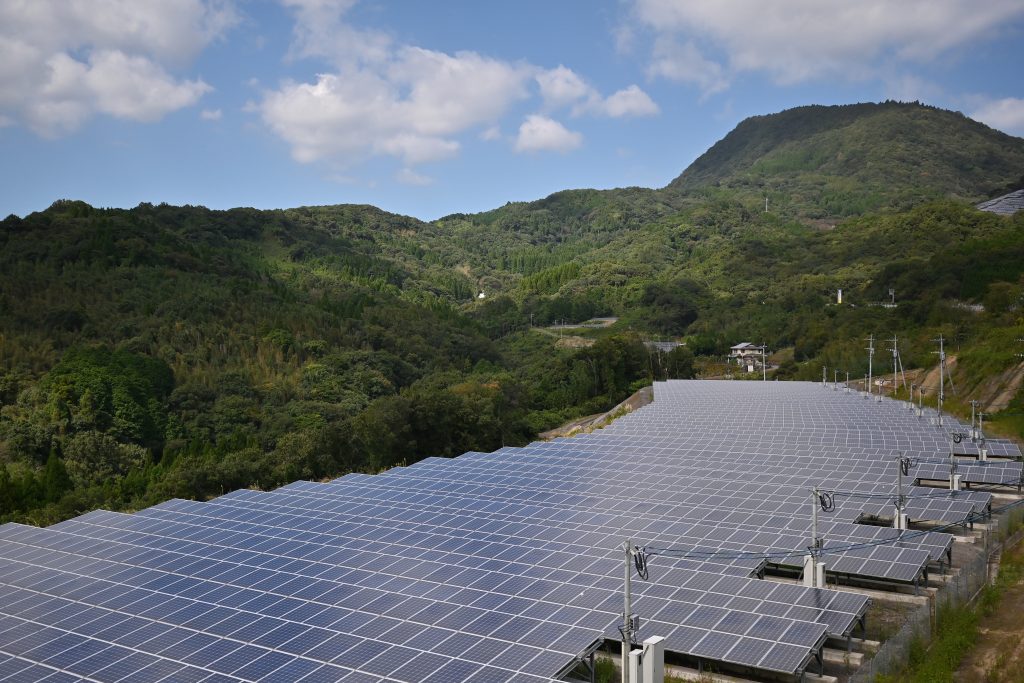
{"left": 387, "top": 454, "right": 952, "bottom": 583}
{"left": 0, "top": 380, "right": 1008, "bottom": 681}
{"left": 614, "top": 382, "right": 1021, "bottom": 458}
{"left": 0, "top": 475, "right": 865, "bottom": 681}
{"left": 466, "top": 442, "right": 997, "bottom": 523}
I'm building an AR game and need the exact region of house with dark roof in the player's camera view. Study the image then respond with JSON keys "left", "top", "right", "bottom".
{"left": 729, "top": 342, "right": 765, "bottom": 372}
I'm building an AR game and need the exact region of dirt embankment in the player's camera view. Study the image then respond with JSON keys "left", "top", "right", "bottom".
{"left": 977, "top": 361, "right": 1024, "bottom": 413}
{"left": 539, "top": 386, "right": 653, "bottom": 439}
{"left": 917, "top": 355, "right": 1024, "bottom": 414}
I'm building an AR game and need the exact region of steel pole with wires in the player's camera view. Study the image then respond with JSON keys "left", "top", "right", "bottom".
{"left": 621, "top": 538, "right": 631, "bottom": 683}
{"left": 866, "top": 334, "right": 875, "bottom": 399}
{"left": 809, "top": 487, "right": 819, "bottom": 586}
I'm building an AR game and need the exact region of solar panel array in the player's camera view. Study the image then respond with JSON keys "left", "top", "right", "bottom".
{"left": 1, "top": 380, "right": 1015, "bottom": 682}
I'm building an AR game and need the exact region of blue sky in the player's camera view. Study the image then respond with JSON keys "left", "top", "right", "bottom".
{"left": 2, "top": 0, "right": 1023, "bottom": 221}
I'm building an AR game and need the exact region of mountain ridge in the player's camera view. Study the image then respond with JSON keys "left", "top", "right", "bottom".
{"left": 2, "top": 100, "right": 1023, "bottom": 526}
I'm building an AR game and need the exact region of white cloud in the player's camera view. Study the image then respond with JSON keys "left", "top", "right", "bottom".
{"left": 261, "top": 2, "right": 656, "bottom": 172}
{"left": 970, "top": 98, "right": 1024, "bottom": 136}
{"left": 480, "top": 125, "right": 502, "bottom": 141}
{"left": 603, "top": 85, "right": 660, "bottom": 118}
{"left": 280, "top": 0, "right": 390, "bottom": 67}
{"left": 537, "top": 65, "right": 594, "bottom": 109}
{"left": 386, "top": 47, "right": 531, "bottom": 136}
{"left": 631, "top": 0, "right": 1024, "bottom": 89}
{"left": 259, "top": 47, "right": 529, "bottom": 166}
{"left": 536, "top": 65, "right": 660, "bottom": 118}
{"left": 201, "top": 108, "right": 223, "bottom": 121}
{"left": 515, "top": 115, "right": 582, "bottom": 153}
{"left": 395, "top": 168, "right": 433, "bottom": 186}
{"left": 647, "top": 38, "right": 728, "bottom": 97}
{"left": 377, "top": 134, "right": 460, "bottom": 166}
{"left": 0, "top": 0, "right": 233, "bottom": 136}
{"left": 86, "top": 51, "right": 211, "bottom": 121}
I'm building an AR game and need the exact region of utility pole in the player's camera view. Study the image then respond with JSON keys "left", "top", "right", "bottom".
{"left": 933, "top": 335, "right": 946, "bottom": 428}
{"left": 622, "top": 539, "right": 632, "bottom": 683}
{"left": 970, "top": 400, "right": 979, "bottom": 441}
{"left": 822, "top": 366, "right": 827, "bottom": 387}
{"left": 762, "top": 344, "right": 767, "bottom": 381}
{"left": 887, "top": 335, "right": 907, "bottom": 395}
{"left": 894, "top": 453, "right": 907, "bottom": 530}
{"left": 978, "top": 412, "right": 988, "bottom": 460}
{"left": 865, "top": 334, "right": 875, "bottom": 399}
{"left": 845, "top": 371, "right": 850, "bottom": 392}
{"left": 808, "top": 487, "right": 819, "bottom": 587}
{"left": 806, "top": 487, "right": 828, "bottom": 588}
{"left": 949, "top": 428, "right": 959, "bottom": 491}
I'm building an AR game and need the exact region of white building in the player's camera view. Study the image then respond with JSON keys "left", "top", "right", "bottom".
{"left": 729, "top": 342, "right": 765, "bottom": 373}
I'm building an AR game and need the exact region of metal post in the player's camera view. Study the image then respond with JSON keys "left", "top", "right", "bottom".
{"left": 894, "top": 452, "right": 905, "bottom": 530}
{"left": 891, "top": 336, "right": 898, "bottom": 397}
{"left": 866, "top": 334, "right": 875, "bottom": 395}
{"left": 833, "top": 369, "right": 838, "bottom": 390}
{"left": 978, "top": 412, "right": 988, "bottom": 460}
{"left": 934, "top": 335, "right": 946, "bottom": 428}
{"left": 762, "top": 344, "right": 767, "bottom": 382}
{"left": 971, "top": 400, "right": 978, "bottom": 440}
{"left": 897, "top": 454, "right": 902, "bottom": 517}
{"left": 622, "top": 539, "right": 631, "bottom": 683}
{"left": 811, "top": 487, "right": 818, "bottom": 551}
{"left": 949, "top": 434, "right": 957, "bottom": 490}
{"left": 808, "top": 487, "right": 819, "bottom": 587}
{"left": 822, "top": 366, "right": 826, "bottom": 387}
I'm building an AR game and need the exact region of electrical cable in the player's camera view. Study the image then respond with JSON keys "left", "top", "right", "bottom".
{"left": 632, "top": 545, "right": 649, "bottom": 581}
{"left": 900, "top": 457, "right": 916, "bottom": 476}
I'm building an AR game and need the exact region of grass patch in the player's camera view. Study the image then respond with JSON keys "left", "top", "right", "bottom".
{"left": 877, "top": 538, "right": 1024, "bottom": 682}
{"left": 595, "top": 657, "right": 618, "bottom": 683}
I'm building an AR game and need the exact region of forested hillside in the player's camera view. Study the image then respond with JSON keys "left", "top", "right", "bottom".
{"left": 2, "top": 101, "right": 1023, "bottom": 525}
{"left": 0, "top": 201, "right": 692, "bottom": 524}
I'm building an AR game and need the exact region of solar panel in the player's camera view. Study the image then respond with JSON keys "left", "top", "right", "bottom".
{"left": 2, "top": 380, "right": 1000, "bottom": 680}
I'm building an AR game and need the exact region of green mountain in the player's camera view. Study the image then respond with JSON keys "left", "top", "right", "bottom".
{"left": 669, "top": 101, "right": 1024, "bottom": 216}
{"left": 2, "top": 101, "right": 1023, "bottom": 525}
